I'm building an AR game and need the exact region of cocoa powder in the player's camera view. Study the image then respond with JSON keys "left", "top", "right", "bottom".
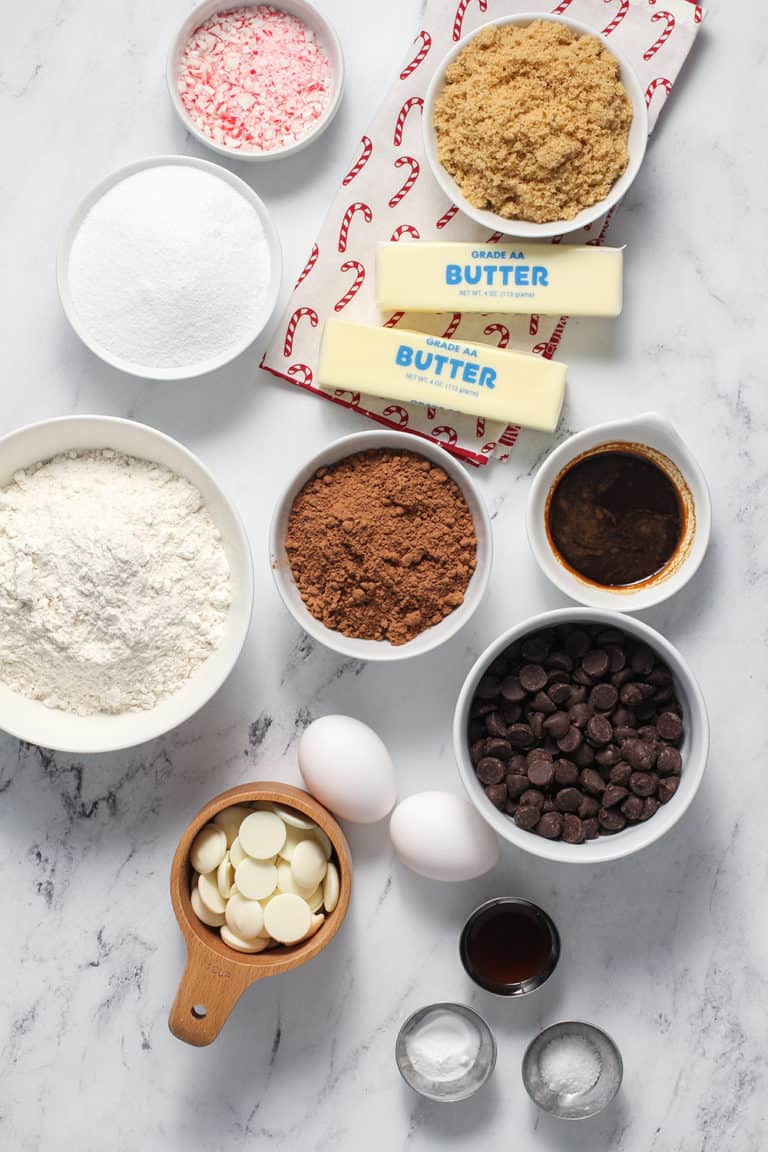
{"left": 284, "top": 449, "right": 477, "bottom": 645}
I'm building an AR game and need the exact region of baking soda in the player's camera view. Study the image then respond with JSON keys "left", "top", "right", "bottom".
{"left": 177, "top": 6, "right": 333, "bottom": 153}
{"left": 67, "top": 164, "right": 271, "bottom": 373}
{"left": 405, "top": 1009, "right": 482, "bottom": 1082}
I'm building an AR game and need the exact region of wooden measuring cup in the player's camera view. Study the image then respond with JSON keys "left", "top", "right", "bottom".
{"left": 169, "top": 782, "right": 351, "bottom": 1046}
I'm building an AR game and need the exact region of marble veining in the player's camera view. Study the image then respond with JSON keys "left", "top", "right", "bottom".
{"left": 1, "top": 1, "right": 767, "bottom": 1150}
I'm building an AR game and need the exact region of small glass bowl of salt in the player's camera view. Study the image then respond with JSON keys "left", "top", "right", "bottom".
{"left": 522, "top": 1021, "right": 623, "bottom": 1119}
{"left": 396, "top": 1003, "right": 497, "bottom": 1102}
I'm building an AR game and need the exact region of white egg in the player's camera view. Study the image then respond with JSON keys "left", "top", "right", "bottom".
{"left": 298, "top": 715, "right": 397, "bottom": 823}
{"left": 389, "top": 792, "right": 499, "bottom": 881}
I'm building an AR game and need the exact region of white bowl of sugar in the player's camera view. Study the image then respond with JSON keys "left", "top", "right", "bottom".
{"left": 0, "top": 416, "right": 253, "bottom": 754}
{"left": 57, "top": 155, "right": 282, "bottom": 380}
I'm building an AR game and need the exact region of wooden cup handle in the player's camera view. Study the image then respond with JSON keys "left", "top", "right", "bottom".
{"left": 168, "top": 936, "right": 259, "bottom": 1047}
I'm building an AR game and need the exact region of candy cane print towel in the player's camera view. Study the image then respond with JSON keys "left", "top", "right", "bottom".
{"left": 261, "top": 0, "right": 704, "bottom": 466}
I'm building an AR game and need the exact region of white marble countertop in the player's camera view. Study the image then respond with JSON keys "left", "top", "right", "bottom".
{"left": 1, "top": 1, "right": 766, "bottom": 1149}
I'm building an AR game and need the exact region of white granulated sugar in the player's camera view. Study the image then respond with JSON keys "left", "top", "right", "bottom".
{"left": 0, "top": 450, "right": 231, "bottom": 715}
{"left": 67, "top": 165, "right": 271, "bottom": 371}
{"left": 539, "top": 1032, "right": 602, "bottom": 1096}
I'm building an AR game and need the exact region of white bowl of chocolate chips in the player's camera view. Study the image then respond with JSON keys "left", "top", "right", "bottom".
{"left": 454, "top": 608, "right": 709, "bottom": 865}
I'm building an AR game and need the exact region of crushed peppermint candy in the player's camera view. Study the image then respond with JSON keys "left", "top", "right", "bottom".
{"left": 177, "top": 5, "right": 334, "bottom": 153}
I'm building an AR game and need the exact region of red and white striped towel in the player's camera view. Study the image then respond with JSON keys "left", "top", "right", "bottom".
{"left": 261, "top": 0, "right": 704, "bottom": 466}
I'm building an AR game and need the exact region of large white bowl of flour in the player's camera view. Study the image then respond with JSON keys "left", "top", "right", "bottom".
{"left": 0, "top": 416, "right": 253, "bottom": 753}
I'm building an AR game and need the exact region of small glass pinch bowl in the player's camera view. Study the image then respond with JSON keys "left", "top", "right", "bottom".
{"left": 396, "top": 1003, "right": 497, "bottom": 1103}
{"left": 522, "top": 1021, "right": 623, "bottom": 1119}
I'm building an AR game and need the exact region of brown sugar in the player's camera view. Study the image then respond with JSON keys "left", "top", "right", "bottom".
{"left": 284, "top": 449, "right": 477, "bottom": 645}
{"left": 433, "top": 20, "right": 633, "bottom": 224}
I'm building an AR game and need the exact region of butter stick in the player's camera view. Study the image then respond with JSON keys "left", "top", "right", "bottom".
{"left": 318, "top": 321, "right": 566, "bottom": 433}
{"left": 376, "top": 242, "right": 623, "bottom": 317}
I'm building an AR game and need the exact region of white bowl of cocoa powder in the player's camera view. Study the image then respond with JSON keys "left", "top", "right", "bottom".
{"left": 423, "top": 14, "right": 648, "bottom": 239}
{"left": 269, "top": 431, "right": 493, "bottom": 661}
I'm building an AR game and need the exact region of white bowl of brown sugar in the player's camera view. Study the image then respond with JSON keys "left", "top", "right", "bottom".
{"left": 423, "top": 14, "right": 648, "bottom": 239}
{"left": 269, "top": 431, "right": 493, "bottom": 661}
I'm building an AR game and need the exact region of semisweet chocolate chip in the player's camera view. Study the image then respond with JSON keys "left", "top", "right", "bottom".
{"left": 578, "top": 794, "right": 600, "bottom": 820}
{"left": 621, "top": 794, "right": 645, "bottom": 821}
{"left": 595, "top": 745, "right": 621, "bottom": 768}
{"left": 572, "top": 666, "right": 594, "bottom": 687}
{"left": 624, "top": 740, "right": 655, "bottom": 772}
{"left": 542, "top": 711, "right": 570, "bottom": 739}
{"left": 471, "top": 699, "right": 496, "bottom": 718}
{"left": 562, "top": 813, "right": 585, "bottom": 844}
{"left": 596, "top": 628, "right": 624, "bottom": 645}
{"left": 505, "top": 801, "right": 519, "bottom": 816}
{"left": 619, "top": 682, "right": 645, "bottom": 707}
{"left": 630, "top": 644, "right": 655, "bottom": 676}
{"left": 589, "top": 683, "right": 619, "bottom": 713}
{"left": 536, "top": 812, "right": 563, "bottom": 840}
{"left": 568, "top": 685, "right": 588, "bottom": 705}
{"left": 653, "top": 685, "right": 675, "bottom": 706}
{"left": 581, "top": 768, "right": 606, "bottom": 795}
{"left": 615, "top": 726, "right": 639, "bottom": 745}
{"left": 583, "top": 817, "right": 600, "bottom": 840}
{"left": 629, "top": 771, "right": 658, "bottom": 797}
{"left": 522, "top": 633, "right": 551, "bottom": 662}
{"left": 612, "top": 706, "right": 636, "bottom": 728}
{"left": 582, "top": 648, "right": 609, "bottom": 678}
{"left": 574, "top": 742, "right": 595, "bottom": 768}
{"left": 548, "top": 683, "right": 572, "bottom": 707}
{"left": 484, "top": 712, "right": 508, "bottom": 738}
{"left": 483, "top": 738, "right": 513, "bottom": 761}
{"left": 500, "top": 700, "right": 522, "bottom": 724}
{"left": 611, "top": 667, "right": 635, "bottom": 688}
{"left": 558, "top": 725, "right": 583, "bottom": 754}
{"left": 476, "top": 757, "right": 506, "bottom": 785}
{"left": 638, "top": 725, "right": 660, "bottom": 743}
{"left": 508, "top": 724, "right": 535, "bottom": 748}
{"left": 546, "top": 669, "right": 571, "bottom": 687}
{"left": 542, "top": 797, "right": 556, "bottom": 813}
{"left": 639, "top": 796, "right": 661, "bottom": 821}
{"left": 555, "top": 787, "right": 582, "bottom": 813}
{"left": 526, "top": 747, "right": 553, "bottom": 766}
{"left": 564, "top": 628, "right": 591, "bottom": 660}
{"left": 598, "top": 807, "right": 626, "bottom": 832}
{"left": 519, "top": 664, "right": 547, "bottom": 693}
{"left": 587, "top": 714, "right": 613, "bottom": 746}
{"left": 657, "top": 711, "right": 683, "bottom": 742}
{"left": 609, "top": 762, "right": 632, "bottom": 787}
{"left": 658, "top": 777, "right": 680, "bottom": 804}
{"left": 506, "top": 774, "right": 529, "bottom": 800}
{"left": 545, "top": 651, "right": 573, "bottom": 672}
{"left": 602, "top": 784, "right": 629, "bottom": 808}
{"left": 514, "top": 805, "right": 540, "bottom": 830}
{"left": 569, "top": 702, "right": 593, "bottom": 729}
{"left": 507, "top": 752, "right": 527, "bottom": 775}
{"left": 531, "top": 691, "right": 556, "bottom": 715}
{"left": 528, "top": 712, "right": 544, "bottom": 741}
{"left": 527, "top": 760, "right": 555, "bottom": 789}
{"left": 476, "top": 675, "right": 501, "bottom": 700}
{"left": 520, "top": 788, "right": 545, "bottom": 809}
{"left": 605, "top": 645, "right": 626, "bottom": 673}
{"left": 554, "top": 759, "right": 580, "bottom": 787}
{"left": 647, "top": 664, "right": 673, "bottom": 686}
{"left": 500, "top": 676, "right": 526, "bottom": 703}
{"left": 656, "top": 746, "right": 682, "bottom": 776}
{"left": 485, "top": 784, "right": 507, "bottom": 809}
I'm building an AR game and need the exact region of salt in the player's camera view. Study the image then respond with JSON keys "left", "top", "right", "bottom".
{"left": 539, "top": 1032, "right": 602, "bottom": 1096}
{"left": 67, "top": 164, "right": 271, "bottom": 373}
{"left": 404, "top": 1009, "right": 482, "bottom": 1083}
{"left": 177, "top": 6, "right": 333, "bottom": 154}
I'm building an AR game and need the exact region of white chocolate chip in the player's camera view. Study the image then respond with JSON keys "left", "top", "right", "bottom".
{"left": 225, "top": 892, "right": 265, "bottom": 939}
{"left": 239, "top": 811, "right": 287, "bottom": 860}
{"left": 291, "top": 838, "right": 328, "bottom": 891}
{"left": 191, "top": 884, "right": 225, "bottom": 927}
{"left": 313, "top": 827, "right": 333, "bottom": 861}
{"left": 306, "top": 885, "right": 324, "bottom": 913}
{"left": 323, "top": 861, "right": 340, "bottom": 914}
{"left": 213, "top": 805, "right": 253, "bottom": 846}
{"left": 304, "top": 912, "right": 325, "bottom": 940}
{"left": 270, "top": 803, "right": 316, "bottom": 830}
{"left": 276, "top": 860, "right": 315, "bottom": 898}
{"left": 197, "top": 871, "right": 227, "bottom": 915}
{"left": 217, "top": 853, "right": 235, "bottom": 900}
{"left": 230, "top": 836, "right": 247, "bottom": 867}
{"left": 235, "top": 857, "right": 278, "bottom": 901}
{"left": 220, "top": 925, "right": 271, "bottom": 953}
{"left": 263, "top": 893, "right": 312, "bottom": 944}
{"left": 278, "top": 824, "right": 314, "bottom": 862}
{"left": 190, "top": 824, "right": 227, "bottom": 874}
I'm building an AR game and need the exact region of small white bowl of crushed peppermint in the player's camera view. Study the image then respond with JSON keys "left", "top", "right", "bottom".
{"left": 0, "top": 416, "right": 253, "bottom": 754}
{"left": 167, "top": 1, "right": 345, "bottom": 160}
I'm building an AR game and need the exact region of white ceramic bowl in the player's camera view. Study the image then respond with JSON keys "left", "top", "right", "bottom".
{"left": 269, "top": 431, "right": 493, "bottom": 661}
{"left": 0, "top": 417, "right": 254, "bottom": 754}
{"left": 423, "top": 13, "right": 648, "bottom": 240}
{"left": 527, "top": 413, "right": 711, "bottom": 611}
{"left": 453, "top": 608, "right": 708, "bottom": 864}
{"left": 57, "top": 155, "right": 282, "bottom": 380}
{"left": 167, "top": 0, "right": 344, "bottom": 162}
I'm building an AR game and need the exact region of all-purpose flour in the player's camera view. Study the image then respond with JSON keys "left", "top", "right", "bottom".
{"left": 67, "top": 164, "right": 271, "bottom": 372}
{"left": 0, "top": 450, "right": 231, "bottom": 715}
